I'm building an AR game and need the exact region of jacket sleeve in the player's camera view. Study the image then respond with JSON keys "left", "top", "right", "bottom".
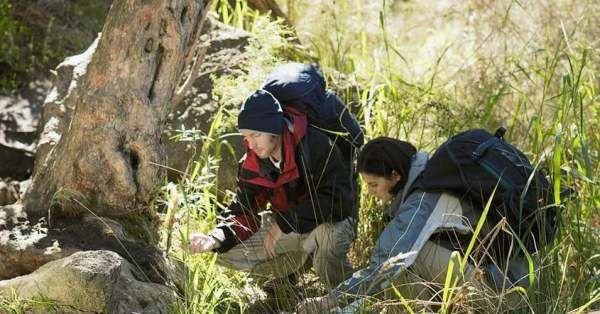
{"left": 210, "top": 158, "right": 268, "bottom": 253}
{"left": 275, "top": 130, "right": 355, "bottom": 234}
{"left": 331, "top": 191, "right": 442, "bottom": 305}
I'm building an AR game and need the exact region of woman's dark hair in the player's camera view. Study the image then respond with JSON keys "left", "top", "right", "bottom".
{"left": 357, "top": 137, "right": 417, "bottom": 195}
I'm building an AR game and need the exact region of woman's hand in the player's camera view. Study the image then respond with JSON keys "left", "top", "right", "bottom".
{"left": 188, "top": 233, "right": 220, "bottom": 253}
{"left": 296, "top": 294, "right": 338, "bottom": 314}
{"left": 264, "top": 223, "right": 283, "bottom": 258}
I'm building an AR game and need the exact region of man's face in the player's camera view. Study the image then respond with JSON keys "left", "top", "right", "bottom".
{"left": 240, "top": 129, "right": 281, "bottom": 159}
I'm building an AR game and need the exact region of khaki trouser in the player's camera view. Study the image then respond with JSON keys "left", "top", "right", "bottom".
{"left": 217, "top": 213, "right": 356, "bottom": 288}
{"left": 390, "top": 240, "right": 480, "bottom": 299}
{"left": 388, "top": 240, "right": 528, "bottom": 312}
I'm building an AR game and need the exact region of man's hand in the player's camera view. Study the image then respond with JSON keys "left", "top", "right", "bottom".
{"left": 189, "top": 233, "right": 220, "bottom": 253}
{"left": 296, "top": 294, "right": 338, "bottom": 314}
{"left": 264, "top": 223, "right": 283, "bottom": 258}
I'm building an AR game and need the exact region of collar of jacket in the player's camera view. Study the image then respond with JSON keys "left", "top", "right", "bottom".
{"left": 240, "top": 107, "right": 308, "bottom": 188}
{"left": 385, "top": 151, "right": 429, "bottom": 217}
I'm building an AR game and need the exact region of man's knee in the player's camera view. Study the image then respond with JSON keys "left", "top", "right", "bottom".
{"left": 307, "top": 218, "right": 356, "bottom": 286}
{"left": 214, "top": 246, "right": 255, "bottom": 272}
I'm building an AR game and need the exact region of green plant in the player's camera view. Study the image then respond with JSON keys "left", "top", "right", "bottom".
{"left": 0, "top": 0, "right": 109, "bottom": 93}
{"left": 0, "top": 290, "right": 60, "bottom": 314}
{"left": 162, "top": 1, "right": 600, "bottom": 313}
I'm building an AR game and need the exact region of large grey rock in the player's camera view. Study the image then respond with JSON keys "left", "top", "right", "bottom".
{"left": 0, "top": 204, "right": 78, "bottom": 279}
{"left": 0, "top": 80, "right": 50, "bottom": 179}
{"left": 0, "top": 250, "right": 176, "bottom": 313}
{"left": 0, "top": 204, "right": 168, "bottom": 283}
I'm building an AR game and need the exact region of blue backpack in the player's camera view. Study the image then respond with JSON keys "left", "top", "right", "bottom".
{"left": 262, "top": 63, "right": 364, "bottom": 163}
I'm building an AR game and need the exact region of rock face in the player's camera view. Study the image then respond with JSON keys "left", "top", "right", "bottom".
{"left": 160, "top": 16, "right": 252, "bottom": 185}
{"left": 0, "top": 203, "right": 168, "bottom": 283}
{"left": 0, "top": 179, "right": 20, "bottom": 206}
{"left": 0, "top": 80, "right": 50, "bottom": 180}
{"left": 0, "top": 250, "right": 176, "bottom": 313}
{"left": 1, "top": 1, "right": 111, "bottom": 181}
{"left": 0, "top": 204, "right": 72, "bottom": 280}
{"left": 31, "top": 37, "right": 100, "bottom": 183}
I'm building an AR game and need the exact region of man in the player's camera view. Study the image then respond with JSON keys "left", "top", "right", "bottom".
{"left": 189, "top": 89, "right": 357, "bottom": 289}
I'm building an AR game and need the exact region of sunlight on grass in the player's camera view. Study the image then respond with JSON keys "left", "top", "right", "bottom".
{"left": 167, "top": 0, "right": 599, "bottom": 313}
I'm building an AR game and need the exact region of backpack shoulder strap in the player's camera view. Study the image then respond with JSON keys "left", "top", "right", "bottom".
{"left": 287, "top": 117, "right": 312, "bottom": 170}
{"left": 472, "top": 127, "right": 506, "bottom": 160}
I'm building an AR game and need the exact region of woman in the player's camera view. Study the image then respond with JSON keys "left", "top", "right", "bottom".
{"left": 297, "top": 137, "right": 527, "bottom": 313}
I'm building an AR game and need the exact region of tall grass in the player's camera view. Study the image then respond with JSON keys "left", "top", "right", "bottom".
{"left": 1, "top": 0, "right": 596, "bottom": 313}
{"left": 300, "top": 1, "right": 600, "bottom": 313}
{"left": 165, "top": 106, "right": 249, "bottom": 314}
{"left": 162, "top": 4, "right": 302, "bottom": 313}
{"left": 172, "top": 0, "right": 599, "bottom": 313}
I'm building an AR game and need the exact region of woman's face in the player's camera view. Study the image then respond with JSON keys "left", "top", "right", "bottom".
{"left": 360, "top": 171, "right": 401, "bottom": 202}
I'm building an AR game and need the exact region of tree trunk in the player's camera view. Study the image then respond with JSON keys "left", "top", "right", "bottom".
{"left": 24, "top": 0, "right": 211, "bottom": 220}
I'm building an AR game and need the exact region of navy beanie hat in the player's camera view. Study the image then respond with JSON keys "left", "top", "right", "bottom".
{"left": 237, "top": 90, "right": 284, "bottom": 135}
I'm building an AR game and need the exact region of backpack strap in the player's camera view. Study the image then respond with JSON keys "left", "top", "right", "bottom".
{"left": 286, "top": 116, "right": 312, "bottom": 170}
{"left": 472, "top": 127, "right": 507, "bottom": 161}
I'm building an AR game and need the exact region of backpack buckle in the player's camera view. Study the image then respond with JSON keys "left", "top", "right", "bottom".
{"left": 494, "top": 127, "right": 507, "bottom": 139}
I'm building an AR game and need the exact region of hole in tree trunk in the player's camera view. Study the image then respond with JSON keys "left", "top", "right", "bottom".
{"left": 144, "top": 38, "right": 154, "bottom": 53}
{"left": 129, "top": 148, "right": 140, "bottom": 177}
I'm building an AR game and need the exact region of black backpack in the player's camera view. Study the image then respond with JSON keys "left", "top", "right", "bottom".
{"left": 262, "top": 63, "right": 364, "bottom": 162}
{"left": 412, "top": 127, "right": 559, "bottom": 255}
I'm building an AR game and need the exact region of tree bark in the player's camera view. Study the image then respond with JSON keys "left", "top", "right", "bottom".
{"left": 24, "top": 0, "right": 212, "bottom": 220}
